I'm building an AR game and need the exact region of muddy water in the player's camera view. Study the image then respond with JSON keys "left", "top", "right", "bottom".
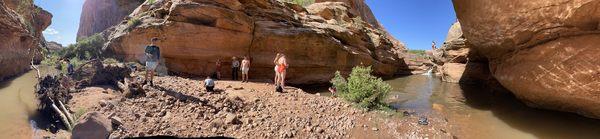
{"left": 387, "top": 75, "right": 600, "bottom": 139}
{"left": 0, "top": 67, "right": 57, "bottom": 138}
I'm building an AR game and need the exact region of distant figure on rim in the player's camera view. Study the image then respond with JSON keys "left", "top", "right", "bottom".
{"left": 431, "top": 41, "right": 437, "bottom": 50}
{"left": 231, "top": 57, "right": 240, "bottom": 80}
{"left": 241, "top": 56, "right": 251, "bottom": 83}
{"left": 144, "top": 37, "right": 161, "bottom": 86}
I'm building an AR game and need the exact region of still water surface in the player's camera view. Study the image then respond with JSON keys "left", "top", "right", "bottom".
{"left": 387, "top": 75, "right": 600, "bottom": 139}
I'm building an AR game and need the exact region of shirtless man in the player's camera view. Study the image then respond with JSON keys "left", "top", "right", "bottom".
{"left": 241, "top": 56, "right": 251, "bottom": 83}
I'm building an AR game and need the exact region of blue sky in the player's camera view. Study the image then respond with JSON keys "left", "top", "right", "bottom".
{"left": 35, "top": 0, "right": 457, "bottom": 50}
{"left": 365, "top": 0, "right": 457, "bottom": 50}
{"left": 35, "top": 0, "right": 84, "bottom": 46}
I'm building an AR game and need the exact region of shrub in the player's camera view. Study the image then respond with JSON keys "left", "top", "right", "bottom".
{"left": 127, "top": 17, "right": 142, "bottom": 29}
{"left": 331, "top": 66, "right": 391, "bottom": 110}
{"left": 147, "top": 0, "right": 156, "bottom": 4}
{"left": 282, "top": 0, "right": 315, "bottom": 7}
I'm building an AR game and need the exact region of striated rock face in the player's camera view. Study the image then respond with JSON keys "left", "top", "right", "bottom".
{"left": 77, "top": 0, "right": 144, "bottom": 39}
{"left": 46, "top": 41, "right": 63, "bottom": 52}
{"left": 0, "top": 0, "right": 51, "bottom": 81}
{"left": 432, "top": 22, "right": 490, "bottom": 84}
{"left": 104, "top": 0, "right": 408, "bottom": 85}
{"left": 453, "top": 0, "right": 600, "bottom": 118}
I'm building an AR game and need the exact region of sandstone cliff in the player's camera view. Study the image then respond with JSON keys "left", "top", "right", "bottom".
{"left": 432, "top": 22, "right": 490, "bottom": 84}
{"left": 103, "top": 0, "right": 408, "bottom": 85}
{"left": 0, "top": 0, "right": 51, "bottom": 81}
{"left": 77, "top": 0, "right": 144, "bottom": 39}
{"left": 453, "top": 0, "right": 600, "bottom": 118}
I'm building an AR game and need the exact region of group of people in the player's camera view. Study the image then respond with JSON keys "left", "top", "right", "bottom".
{"left": 142, "top": 37, "right": 289, "bottom": 93}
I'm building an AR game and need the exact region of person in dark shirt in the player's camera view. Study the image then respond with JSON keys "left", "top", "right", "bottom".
{"left": 231, "top": 57, "right": 240, "bottom": 80}
{"left": 65, "top": 59, "right": 74, "bottom": 75}
{"left": 144, "top": 37, "right": 161, "bottom": 86}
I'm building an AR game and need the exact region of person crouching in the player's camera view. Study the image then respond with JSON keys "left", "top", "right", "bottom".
{"left": 204, "top": 76, "right": 215, "bottom": 92}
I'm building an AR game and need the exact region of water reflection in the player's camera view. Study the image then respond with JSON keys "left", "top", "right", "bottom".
{"left": 387, "top": 75, "right": 600, "bottom": 139}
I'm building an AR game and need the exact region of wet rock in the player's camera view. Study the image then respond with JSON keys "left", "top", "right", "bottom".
{"left": 418, "top": 117, "right": 429, "bottom": 125}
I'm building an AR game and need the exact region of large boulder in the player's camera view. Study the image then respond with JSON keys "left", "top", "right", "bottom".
{"left": 0, "top": 0, "right": 51, "bottom": 81}
{"left": 432, "top": 22, "right": 490, "bottom": 84}
{"left": 453, "top": 0, "right": 600, "bottom": 118}
{"left": 77, "top": 0, "right": 144, "bottom": 39}
{"left": 103, "top": 0, "right": 408, "bottom": 85}
{"left": 71, "top": 112, "right": 112, "bottom": 139}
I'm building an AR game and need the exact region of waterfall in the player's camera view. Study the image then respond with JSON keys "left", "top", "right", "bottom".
{"left": 421, "top": 68, "right": 433, "bottom": 76}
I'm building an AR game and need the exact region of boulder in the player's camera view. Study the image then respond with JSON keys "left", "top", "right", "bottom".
{"left": 71, "top": 112, "right": 112, "bottom": 139}
{"left": 103, "top": 0, "right": 408, "bottom": 85}
{"left": 77, "top": 0, "right": 144, "bottom": 39}
{"left": 453, "top": 0, "right": 600, "bottom": 118}
{"left": 0, "top": 0, "right": 51, "bottom": 81}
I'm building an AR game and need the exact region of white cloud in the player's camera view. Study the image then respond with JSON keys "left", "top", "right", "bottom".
{"left": 42, "top": 28, "right": 59, "bottom": 35}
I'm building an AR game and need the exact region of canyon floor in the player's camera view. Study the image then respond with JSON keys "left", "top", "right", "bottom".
{"left": 38, "top": 72, "right": 454, "bottom": 138}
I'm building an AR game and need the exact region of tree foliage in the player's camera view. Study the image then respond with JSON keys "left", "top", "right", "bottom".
{"left": 331, "top": 66, "right": 391, "bottom": 110}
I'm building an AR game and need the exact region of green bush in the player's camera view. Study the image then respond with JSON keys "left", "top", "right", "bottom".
{"left": 147, "top": 0, "right": 156, "bottom": 4}
{"left": 127, "top": 17, "right": 142, "bottom": 29}
{"left": 331, "top": 66, "right": 391, "bottom": 110}
{"left": 282, "top": 0, "right": 315, "bottom": 7}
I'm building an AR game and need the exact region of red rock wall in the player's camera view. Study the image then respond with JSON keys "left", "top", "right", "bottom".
{"left": 77, "top": 0, "right": 143, "bottom": 39}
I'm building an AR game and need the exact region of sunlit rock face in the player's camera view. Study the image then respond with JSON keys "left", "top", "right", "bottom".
{"left": 0, "top": 0, "right": 51, "bottom": 81}
{"left": 77, "top": 0, "right": 144, "bottom": 39}
{"left": 453, "top": 0, "right": 600, "bottom": 118}
{"left": 102, "top": 0, "right": 409, "bottom": 85}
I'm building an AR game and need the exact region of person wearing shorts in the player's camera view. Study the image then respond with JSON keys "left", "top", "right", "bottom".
{"left": 145, "top": 37, "right": 161, "bottom": 86}
{"left": 241, "top": 56, "right": 250, "bottom": 83}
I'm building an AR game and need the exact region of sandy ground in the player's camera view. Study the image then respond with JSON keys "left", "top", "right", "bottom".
{"left": 51, "top": 74, "right": 455, "bottom": 138}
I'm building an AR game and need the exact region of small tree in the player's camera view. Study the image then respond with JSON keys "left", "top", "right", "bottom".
{"left": 331, "top": 66, "right": 391, "bottom": 110}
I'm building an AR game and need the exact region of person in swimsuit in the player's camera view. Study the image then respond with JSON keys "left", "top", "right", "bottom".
{"left": 277, "top": 54, "right": 288, "bottom": 87}
{"left": 241, "top": 56, "right": 251, "bottom": 83}
{"left": 273, "top": 53, "right": 282, "bottom": 86}
{"left": 215, "top": 59, "right": 222, "bottom": 80}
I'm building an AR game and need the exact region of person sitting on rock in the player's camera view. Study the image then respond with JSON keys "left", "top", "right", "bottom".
{"left": 231, "top": 57, "right": 240, "bottom": 80}
{"left": 204, "top": 76, "right": 215, "bottom": 92}
{"left": 241, "top": 56, "right": 251, "bottom": 83}
{"left": 144, "top": 37, "right": 161, "bottom": 86}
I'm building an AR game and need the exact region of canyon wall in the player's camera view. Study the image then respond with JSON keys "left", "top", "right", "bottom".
{"left": 453, "top": 0, "right": 600, "bottom": 118}
{"left": 432, "top": 22, "right": 491, "bottom": 84}
{"left": 0, "top": 0, "right": 51, "bottom": 81}
{"left": 77, "top": 0, "right": 144, "bottom": 39}
{"left": 102, "top": 0, "right": 408, "bottom": 85}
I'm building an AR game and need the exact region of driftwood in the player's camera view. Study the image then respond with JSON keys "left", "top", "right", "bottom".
{"left": 58, "top": 100, "right": 75, "bottom": 126}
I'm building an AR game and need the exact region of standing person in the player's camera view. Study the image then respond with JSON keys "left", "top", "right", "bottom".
{"left": 431, "top": 41, "right": 437, "bottom": 50}
{"left": 231, "top": 57, "right": 240, "bottom": 80}
{"left": 144, "top": 37, "right": 161, "bottom": 86}
{"left": 273, "top": 53, "right": 282, "bottom": 86}
{"left": 241, "top": 56, "right": 251, "bottom": 83}
{"left": 215, "top": 59, "right": 222, "bottom": 80}
{"left": 65, "top": 59, "right": 74, "bottom": 75}
{"left": 204, "top": 76, "right": 215, "bottom": 92}
{"left": 276, "top": 54, "right": 288, "bottom": 87}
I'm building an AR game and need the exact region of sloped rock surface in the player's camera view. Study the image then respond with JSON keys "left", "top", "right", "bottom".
{"left": 77, "top": 0, "right": 144, "bottom": 39}
{"left": 453, "top": 0, "right": 600, "bottom": 118}
{"left": 0, "top": 0, "right": 51, "bottom": 81}
{"left": 104, "top": 0, "right": 408, "bottom": 85}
